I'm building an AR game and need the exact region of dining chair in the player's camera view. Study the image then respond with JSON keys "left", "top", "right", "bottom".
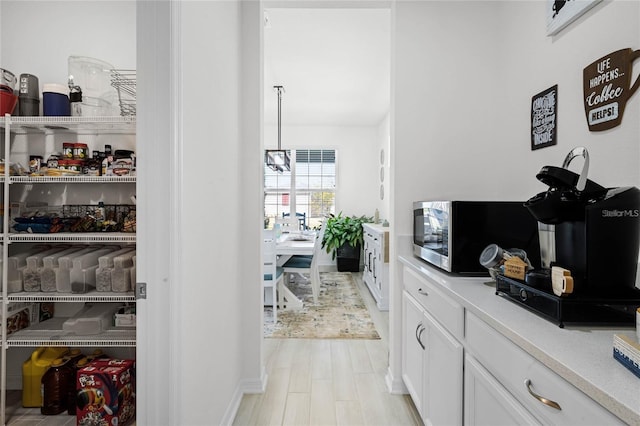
{"left": 263, "top": 229, "right": 283, "bottom": 322}
{"left": 283, "top": 212, "right": 306, "bottom": 230}
{"left": 281, "top": 223, "right": 324, "bottom": 304}
{"left": 274, "top": 217, "right": 301, "bottom": 234}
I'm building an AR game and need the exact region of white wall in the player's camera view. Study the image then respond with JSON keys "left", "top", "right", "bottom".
{"left": 178, "top": 1, "right": 259, "bottom": 423}
{"left": 1, "top": 1, "right": 135, "bottom": 89}
{"left": 377, "top": 113, "right": 391, "bottom": 222}
{"left": 388, "top": 0, "right": 640, "bottom": 393}
{"left": 265, "top": 123, "right": 380, "bottom": 217}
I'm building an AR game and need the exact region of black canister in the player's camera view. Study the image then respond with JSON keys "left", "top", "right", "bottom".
{"left": 18, "top": 73, "right": 39, "bottom": 116}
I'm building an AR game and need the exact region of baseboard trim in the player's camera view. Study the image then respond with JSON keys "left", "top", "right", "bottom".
{"left": 221, "top": 371, "right": 268, "bottom": 425}
{"left": 385, "top": 367, "right": 408, "bottom": 394}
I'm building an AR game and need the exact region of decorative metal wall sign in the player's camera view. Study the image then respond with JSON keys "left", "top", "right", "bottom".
{"left": 531, "top": 85, "right": 558, "bottom": 150}
{"left": 583, "top": 48, "right": 640, "bottom": 132}
{"left": 546, "top": 0, "right": 602, "bottom": 36}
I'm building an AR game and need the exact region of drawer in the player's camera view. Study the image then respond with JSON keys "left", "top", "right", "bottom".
{"left": 403, "top": 267, "right": 464, "bottom": 340}
{"left": 465, "top": 312, "right": 623, "bottom": 425}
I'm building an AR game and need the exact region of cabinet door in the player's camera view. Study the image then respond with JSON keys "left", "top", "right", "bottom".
{"left": 465, "top": 354, "right": 541, "bottom": 426}
{"left": 423, "top": 310, "right": 463, "bottom": 426}
{"left": 402, "top": 291, "right": 425, "bottom": 416}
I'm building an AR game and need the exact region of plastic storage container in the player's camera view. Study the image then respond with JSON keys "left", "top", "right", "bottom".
{"left": 68, "top": 56, "right": 117, "bottom": 101}
{"left": 6, "top": 245, "right": 52, "bottom": 293}
{"left": 23, "top": 246, "right": 69, "bottom": 292}
{"left": 131, "top": 256, "right": 136, "bottom": 290}
{"left": 42, "top": 83, "right": 70, "bottom": 116}
{"left": 40, "top": 247, "right": 86, "bottom": 292}
{"left": 70, "top": 247, "right": 119, "bottom": 293}
{"left": 96, "top": 247, "right": 135, "bottom": 292}
{"left": 18, "top": 73, "right": 39, "bottom": 116}
{"left": 62, "top": 303, "right": 122, "bottom": 334}
{"left": 22, "top": 346, "right": 69, "bottom": 407}
{"left": 0, "top": 90, "right": 18, "bottom": 115}
{"left": 111, "top": 250, "right": 136, "bottom": 292}
{"left": 56, "top": 246, "right": 112, "bottom": 293}
{"left": 80, "top": 95, "right": 114, "bottom": 116}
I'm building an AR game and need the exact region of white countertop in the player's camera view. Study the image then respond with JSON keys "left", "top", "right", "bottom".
{"left": 398, "top": 254, "right": 640, "bottom": 425}
{"left": 362, "top": 222, "right": 390, "bottom": 232}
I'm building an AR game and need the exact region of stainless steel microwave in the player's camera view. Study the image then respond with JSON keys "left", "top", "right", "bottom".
{"left": 413, "top": 201, "right": 540, "bottom": 275}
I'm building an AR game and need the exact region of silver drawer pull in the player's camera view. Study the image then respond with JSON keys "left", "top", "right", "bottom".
{"left": 418, "top": 288, "right": 428, "bottom": 296}
{"left": 525, "top": 379, "right": 562, "bottom": 411}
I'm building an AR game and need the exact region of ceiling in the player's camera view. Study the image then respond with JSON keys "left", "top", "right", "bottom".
{"left": 263, "top": 7, "right": 391, "bottom": 127}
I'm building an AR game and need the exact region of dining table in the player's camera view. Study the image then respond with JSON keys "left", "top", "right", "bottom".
{"left": 275, "top": 231, "right": 316, "bottom": 309}
{"left": 275, "top": 231, "right": 315, "bottom": 264}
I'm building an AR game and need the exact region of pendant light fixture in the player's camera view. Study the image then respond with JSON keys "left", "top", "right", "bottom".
{"left": 266, "top": 85, "right": 291, "bottom": 172}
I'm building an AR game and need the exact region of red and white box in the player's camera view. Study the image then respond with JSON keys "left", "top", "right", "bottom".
{"left": 76, "top": 358, "right": 136, "bottom": 425}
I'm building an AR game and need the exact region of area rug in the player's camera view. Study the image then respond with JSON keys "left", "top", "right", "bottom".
{"left": 264, "top": 271, "right": 381, "bottom": 339}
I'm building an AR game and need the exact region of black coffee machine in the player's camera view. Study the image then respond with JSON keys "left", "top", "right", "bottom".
{"left": 496, "top": 147, "right": 640, "bottom": 327}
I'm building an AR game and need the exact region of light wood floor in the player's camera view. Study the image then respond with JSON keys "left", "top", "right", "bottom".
{"left": 233, "top": 273, "right": 422, "bottom": 426}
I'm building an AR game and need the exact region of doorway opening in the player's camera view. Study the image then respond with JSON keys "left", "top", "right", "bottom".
{"left": 261, "top": 4, "right": 391, "bottom": 339}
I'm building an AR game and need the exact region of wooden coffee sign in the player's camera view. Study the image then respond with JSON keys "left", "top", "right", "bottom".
{"left": 583, "top": 48, "right": 640, "bottom": 131}
{"left": 531, "top": 85, "right": 557, "bottom": 150}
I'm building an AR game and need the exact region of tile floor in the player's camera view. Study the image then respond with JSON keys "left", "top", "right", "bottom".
{"left": 233, "top": 272, "right": 422, "bottom": 426}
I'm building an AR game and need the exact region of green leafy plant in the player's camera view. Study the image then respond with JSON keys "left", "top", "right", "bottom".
{"left": 321, "top": 213, "right": 373, "bottom": 260}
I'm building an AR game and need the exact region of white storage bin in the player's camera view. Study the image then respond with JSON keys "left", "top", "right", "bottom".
{"left": 62, "top": 303, "right": 122, "bottom": 335}
{"left": 111, "top": 250, "right": 136, "bottom": 293}
{"left": 96, "top": 247, "right": 135, "bottom": 292}
{"left": 23, "top": 246, "right": 70, "bottom": 292}
{"left": 56, "top": 246, "right": 114, "bottom": 293}
{"left": 70, "top": 248, "right": 119, "bottom": 293}
{"left": 7, "top": 245, "right": 52, "bottom": 293}
{"left": 40, "top": 246, "right": 88, "bottom": 292}
{"left": 131, "top": 256, "right": 136, "bottom": 290}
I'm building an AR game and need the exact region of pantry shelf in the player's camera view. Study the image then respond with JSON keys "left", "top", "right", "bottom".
{"left": 2, "top": 116, "right": 136, "bottom": 134}
{"left": 11, "top": 175, "right": 136, "bottom": 184}
{"left": 6, "top": 318, "right": 135, "bottom": 348}
{"left": 8, "top": 335, "right": 135, "bottom": 348}
{"left": 7, "top": 292, "right": 135, "bottom": 303}
{"left": 8, "top": 232, "right": 136, "bottom": 243}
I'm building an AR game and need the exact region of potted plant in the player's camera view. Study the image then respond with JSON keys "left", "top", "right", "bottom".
{"left": 321, "top": 213, "right": 373, "bottom": 272}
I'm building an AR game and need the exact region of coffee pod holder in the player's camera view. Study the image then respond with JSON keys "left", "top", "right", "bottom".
{"left": 479, "top": 244, "right": 531, "bottom": 280}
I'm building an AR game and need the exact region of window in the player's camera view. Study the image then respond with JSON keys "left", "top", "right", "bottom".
{"left": 264, "top": 149, "right": 336, "bottom": 230}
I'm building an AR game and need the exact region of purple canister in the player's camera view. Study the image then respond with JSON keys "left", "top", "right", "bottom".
{"left": 42, "top": 83, "right": 70, "bottom": 116}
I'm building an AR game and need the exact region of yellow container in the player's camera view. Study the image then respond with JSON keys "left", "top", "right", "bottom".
{"left": 22, "top": 346, "right": 69, "bottom": 407}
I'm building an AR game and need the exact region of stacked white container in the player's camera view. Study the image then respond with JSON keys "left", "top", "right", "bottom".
{"left": 95, "top": 247, "right": 135, "bottom": 292}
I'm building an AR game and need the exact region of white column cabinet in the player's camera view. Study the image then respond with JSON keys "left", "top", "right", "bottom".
{"left": 362, "top": 223, "right": 389, "bottom": 310}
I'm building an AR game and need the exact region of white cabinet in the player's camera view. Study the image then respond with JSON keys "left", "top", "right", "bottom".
{"left": 400, "top": 261, "right": 627, "bottom": 426}
{"left": 465, "top": 311, "right": 623, "bottom": 426}
{"left": 465, "top": 354, "right": 541, "bottom": 426}
{"left": 401, "top": 269, "right": 463, "bottom": 426}
{"left": 402, "top": 291, "right": 426, "bottom": 414}
{"left": 362, "top": 223, "right": 389, "bottom": 310}
{"left": 0, "top": 116, "right": 136, "bottom": 423}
